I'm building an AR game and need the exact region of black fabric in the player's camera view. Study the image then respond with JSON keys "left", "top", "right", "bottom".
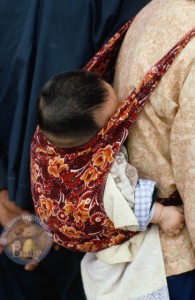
{"left": 167, "top": 270, "right": 195, "bottom": 300}
{"left": 0, "top": 248, "right": 85, "bottom": 300}
{"left": 0, "top": 0, "right": 150, "bottom": 299}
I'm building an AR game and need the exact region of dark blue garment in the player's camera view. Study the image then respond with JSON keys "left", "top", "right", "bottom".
{"left": 0, "top": 0, "right": 150, "bottom": 299}
{"left": 167, "top": 270, "right": 195, "bottom": 300}
{"left": 0, "top": 0, "right": 150, "bottom": 210}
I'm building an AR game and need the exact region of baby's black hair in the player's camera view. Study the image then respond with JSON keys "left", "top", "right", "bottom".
{"left": 37, "top": 70, "right": 109, "bottom": 139}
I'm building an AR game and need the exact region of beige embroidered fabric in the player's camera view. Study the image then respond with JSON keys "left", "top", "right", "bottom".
{"left": 114, "top": 0, "right": 195, "bottom": 276}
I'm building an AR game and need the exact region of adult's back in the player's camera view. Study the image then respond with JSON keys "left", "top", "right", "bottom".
{"left": 114, "top": 0, "right": 195, "bottom": 278}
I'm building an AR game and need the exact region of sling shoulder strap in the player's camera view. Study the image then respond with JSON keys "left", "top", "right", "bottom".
{"left": 84, "top": 21, "right": 195, "bottom": 206}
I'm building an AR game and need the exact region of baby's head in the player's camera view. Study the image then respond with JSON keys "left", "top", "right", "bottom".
{"left": 37, "top": 70, "right": 120, "bottom": 148}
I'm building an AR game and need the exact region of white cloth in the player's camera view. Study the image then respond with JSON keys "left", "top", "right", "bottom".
{"left": 81, "top": 226, "right": 169, "bottom": 300}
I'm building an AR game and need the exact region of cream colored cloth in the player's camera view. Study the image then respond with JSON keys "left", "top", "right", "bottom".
{"left": 103, "top": 173, "right": 139, "bottom": 232}
{"left": 81, "top": 152, "right": 168, "bottom": 300}
{"left": 81, "top": 226, "right": 169, "bottom": 300}
{"left": 104, "top": 146, "right": 139, "bottom": 232}
{"left": 114, "top": 0, "right": 195, "bottom": 276}
{"left": 109, "top": 146, "right": 138, "bottom": 208}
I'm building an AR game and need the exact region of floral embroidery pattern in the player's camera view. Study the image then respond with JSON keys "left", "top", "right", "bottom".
{"left": 31, "top": 162, "right": 39, "bottom": 184}
{"left": 48, "top": 156, "right": 68, "bottom": 177}
{"left": 64, "top": 199, "right": 90, "bottom": 224}
{"left": 31, "top": 20, "right": 195, "bottom": 252}
{"left": 92, "top": 145, "right": 115, "bottom": 170}
{"left": 36, "top": 195, "right": 55, "bottom": 221}
{"left": 59, "top": 225, "right": 83, "bottom": 238}
{"left": 80, "top": 166, "right": 100, "bottom": 186}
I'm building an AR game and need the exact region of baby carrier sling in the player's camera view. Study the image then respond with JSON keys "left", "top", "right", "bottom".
{"left": 31, "top": 19, "right": 195, "bottom": 252}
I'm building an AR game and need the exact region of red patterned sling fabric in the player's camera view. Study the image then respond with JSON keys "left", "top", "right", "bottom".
{"left": 31, "top": 20, "right": 195, "bottom": 252}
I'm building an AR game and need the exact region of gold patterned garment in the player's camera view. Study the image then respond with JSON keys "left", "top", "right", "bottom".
{"left": 114, "top": 0, "right": 195, "bottom": 276}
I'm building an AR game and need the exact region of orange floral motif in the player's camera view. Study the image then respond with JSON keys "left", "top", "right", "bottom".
{"left": 74, "top": 201, "right": 89, "bottom": 223}
{"left": 110, "top": 234, "right": 127, "bottom": 245}
{"left": 36, "top": 146, "right": 56, "bottom": 155}
{"left": 76, "top": 241, "right": 98, "bottom": 252}
{"left": 80, "top": 166, "right": 100, "bottom": 185}
{"left": 103, "top": 218, "right": 114, "bottom": 228}
{"left": 59, "top": 225, "right": 83, "bottom": 238}
{"left": 31, "top": 162, "right": 39, "bottom": 184}
{"left": 99, "top": 111, "right": 120, "bottom": 135}
{"left": 64, "top": 201, "right": 74, "bottom": 216}
{"left": 64, "top": 200, "right": 90, "bottom": 223}
{"left": 92, "top": 145, "right": 114, "bottom": 170}
{"left": 48, "top": 156, "right": 68, "bottom": 177}
{"left": 37, "top": 195, "right": 55, "bottom": 221}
